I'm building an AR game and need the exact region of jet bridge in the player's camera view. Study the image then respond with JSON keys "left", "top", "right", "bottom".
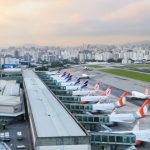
{"left": 58, "top": 95, "right": 81, "bottom": 103}
{"left": 90, "top": 133, "right": 136, "bottom": 145}
{"left": 47, "top": 85, "right": 66, "bottom": 90}
{"left": 52, "top": 90, "right": 72, "bottom": 96}
{"left": 64, "top": 103, "right": 93, "bottom": 111}
{"left": 74, "top": 114, "right": 109, "bottom": 124}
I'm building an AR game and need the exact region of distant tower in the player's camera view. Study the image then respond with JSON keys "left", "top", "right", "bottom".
{"left": 14, "top": 50, "right": 19, "bottom": 58}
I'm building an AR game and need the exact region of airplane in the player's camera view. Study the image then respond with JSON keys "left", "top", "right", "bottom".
{"left": 60, "top": 78, "right": 81, "bottom": 86}
{"left": 52, "top": 73, "right": 73, "bottom": 82}
{"left": 105, "top": 121, "right": 150, "bottom": 145}
{"left": 80, "top": 73, "right": 90, "bottom": 79}
{"left": 83, "top": 66, "right": 92, "bottom": 71}
{"left": 80, "top": 85, "right": 112, "bottom": 104}
{"left": 46, "top": 71, "right": 60, "bottom": 75}
{"left": 72, "top": 82, "right": 101, "bottom": 96}
{"left": 129, "top": 87, "right": 150, "bottom": 100}
{"left": 79, "top": 73, "right": 96, "bottom": 79}
{"left": 90, "top": 92, "right": 128, "bottom": 111}
{"left": 49, "top": 71, "right": 68, "bottom": 80}
{"left": 65, "top": 80, "right": 88, "bottom": 90}
{"left": 108, "top": 99, "right": 150, "bottom": 124}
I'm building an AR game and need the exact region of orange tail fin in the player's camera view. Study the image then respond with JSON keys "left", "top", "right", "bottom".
{"left": 101, "top": 85, "right": 112, "bottom": 96}
{"left": 135, "top": 100, "right": 150, "bottom": 118}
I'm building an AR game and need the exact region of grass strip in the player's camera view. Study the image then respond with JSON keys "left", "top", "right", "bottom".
{"left": 125, "top": 64, "right": 150, "bottom": 68}
{"left": 101, "top": 69, "right": 150, "bottom": 82}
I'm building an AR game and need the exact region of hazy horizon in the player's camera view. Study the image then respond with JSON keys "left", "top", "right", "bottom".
{"left": 0, "top": 0, "right": 150, "bottom": 47}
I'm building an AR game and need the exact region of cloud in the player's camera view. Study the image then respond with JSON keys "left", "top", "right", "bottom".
{"left": 0, "top": 0, "right": 149, "bottom": 46}
{"left": 102, "top": 0, "right": 150, "bottom": 21}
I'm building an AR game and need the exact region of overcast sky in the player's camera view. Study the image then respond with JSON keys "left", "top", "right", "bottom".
{"left": 0, "top": 0, "right": 150, "bottom": 47}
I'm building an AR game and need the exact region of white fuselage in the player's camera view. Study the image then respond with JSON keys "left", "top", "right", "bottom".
{"left": 50, "top": 74, "right": 61, "bottom": 78}
{"left": 132, "top": 91, "right": 147, "bottom": 99}
{"left": 81, "top": 95, "right": 108, "bottom": 103}
{"left": 46, "top": 72, "right": 60, "bottom": 75}
{"left": 61, "top": 81, "right": 78, "bottom": 86}
{"left": 54, "top": 77, "right": 69, "bottom": 82}
{"left": 72, "top": 90, "right": 96, "bottom": 96}
{"left": 134, "top": 130, "right": 150, "bottom": 142}
{"left": 109, "top": 113, "right": 135, "bottom": 123}
{"left": 66, "top": 85, "right": 83, "bottom": 90}
{"left": 92, "top": 103, "right": 115, "bottom": 111}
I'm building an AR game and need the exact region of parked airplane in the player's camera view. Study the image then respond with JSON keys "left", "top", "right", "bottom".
{"left": 50, "top": 72, "right": 68, "bottom": 80}
{"left": 108, "top": 99, "right": 150, "bottom": 124}
{"left": 107, "top": 121, "right": 150, "bottom": 145}
{"left": 89, "top": 92, "right": 128, "bottom": 111}
{"left": 72, "top": 82, "right": 101, "bottom": 96}
{"left": 65, "top": 80, "right": 88, "bottom": 90}
{"left": 60, "top": 78, "right": 81, "bottom": 86}
{"left": 46, "top": 71, "right": 60, "bottom": 75}
{"left": 129, "top": 87, "right": 150, "bottom": 100}
{"left": 80, "top": 85, "right": 112, "bottom": 104}
{"left": 83, "top": 66, "right": 92, "bottom": 71}
{"left": 53, "top": 73, "right": 72, "bottom": 82}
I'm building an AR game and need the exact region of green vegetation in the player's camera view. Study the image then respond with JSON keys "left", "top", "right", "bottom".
{"left": 125, "top": 64, "right": 150, "bottom": 68}
{"left": 85, "top": 64, "right": 104, "bottom": 70}
{"left": 101, "top": 69, "right": 150, "bottom": 82}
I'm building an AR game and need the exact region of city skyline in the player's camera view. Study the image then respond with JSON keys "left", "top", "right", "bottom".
{"left": 0, "top": 0, "right": 150, "bottom": 47}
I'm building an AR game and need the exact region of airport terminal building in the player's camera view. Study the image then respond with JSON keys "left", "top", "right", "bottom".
{"left": 23, "top": 70, "right": 90, "bottom": 150}
{"left": 0, "top": 82, "right": 24, "bottom": 117}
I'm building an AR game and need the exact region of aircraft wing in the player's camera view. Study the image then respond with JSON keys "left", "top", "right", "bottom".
{"left": 136, "top": 135, "right": 150, "bottom": 142}
{"left": 139, "top": 138, "right": 150, "bottom": 142}
{"left": 126, "top": 145, "right": 136, "bottom": 150}
{"left": 110, "top": 119, "right": 133, "bottom": 124}
{"left": 101, "top": 124, "right": 112, "bottom": 132}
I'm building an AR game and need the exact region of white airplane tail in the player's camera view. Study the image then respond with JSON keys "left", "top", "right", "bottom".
{"left": 101, "top": 85, "right": 112, "bottom": 96}
{"left": 90, "top": 82, "right": 100, "bottom": 91}
{"left": 94, "top": 82, "right": 100, "bottom": 91}
{"left": 114, "top": 92, "right": 128, "bottom": 108}
{"left": 144, "top": 87, "right": 149, "bottom": 96}
{"left": 134, "top": 100, "right": 150, "bottom": 118}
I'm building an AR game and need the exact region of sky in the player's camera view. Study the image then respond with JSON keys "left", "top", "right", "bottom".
{"left": 0, "top": 0, "right": 150, "bottom": 47}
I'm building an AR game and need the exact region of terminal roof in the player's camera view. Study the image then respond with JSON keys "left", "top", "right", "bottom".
{"left": 23, "top": 70, "right": 86, "bottom": 137}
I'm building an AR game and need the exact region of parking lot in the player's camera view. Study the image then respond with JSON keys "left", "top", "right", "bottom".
{"left": 0, "top": 119, "right": 33, "bottom": 150}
